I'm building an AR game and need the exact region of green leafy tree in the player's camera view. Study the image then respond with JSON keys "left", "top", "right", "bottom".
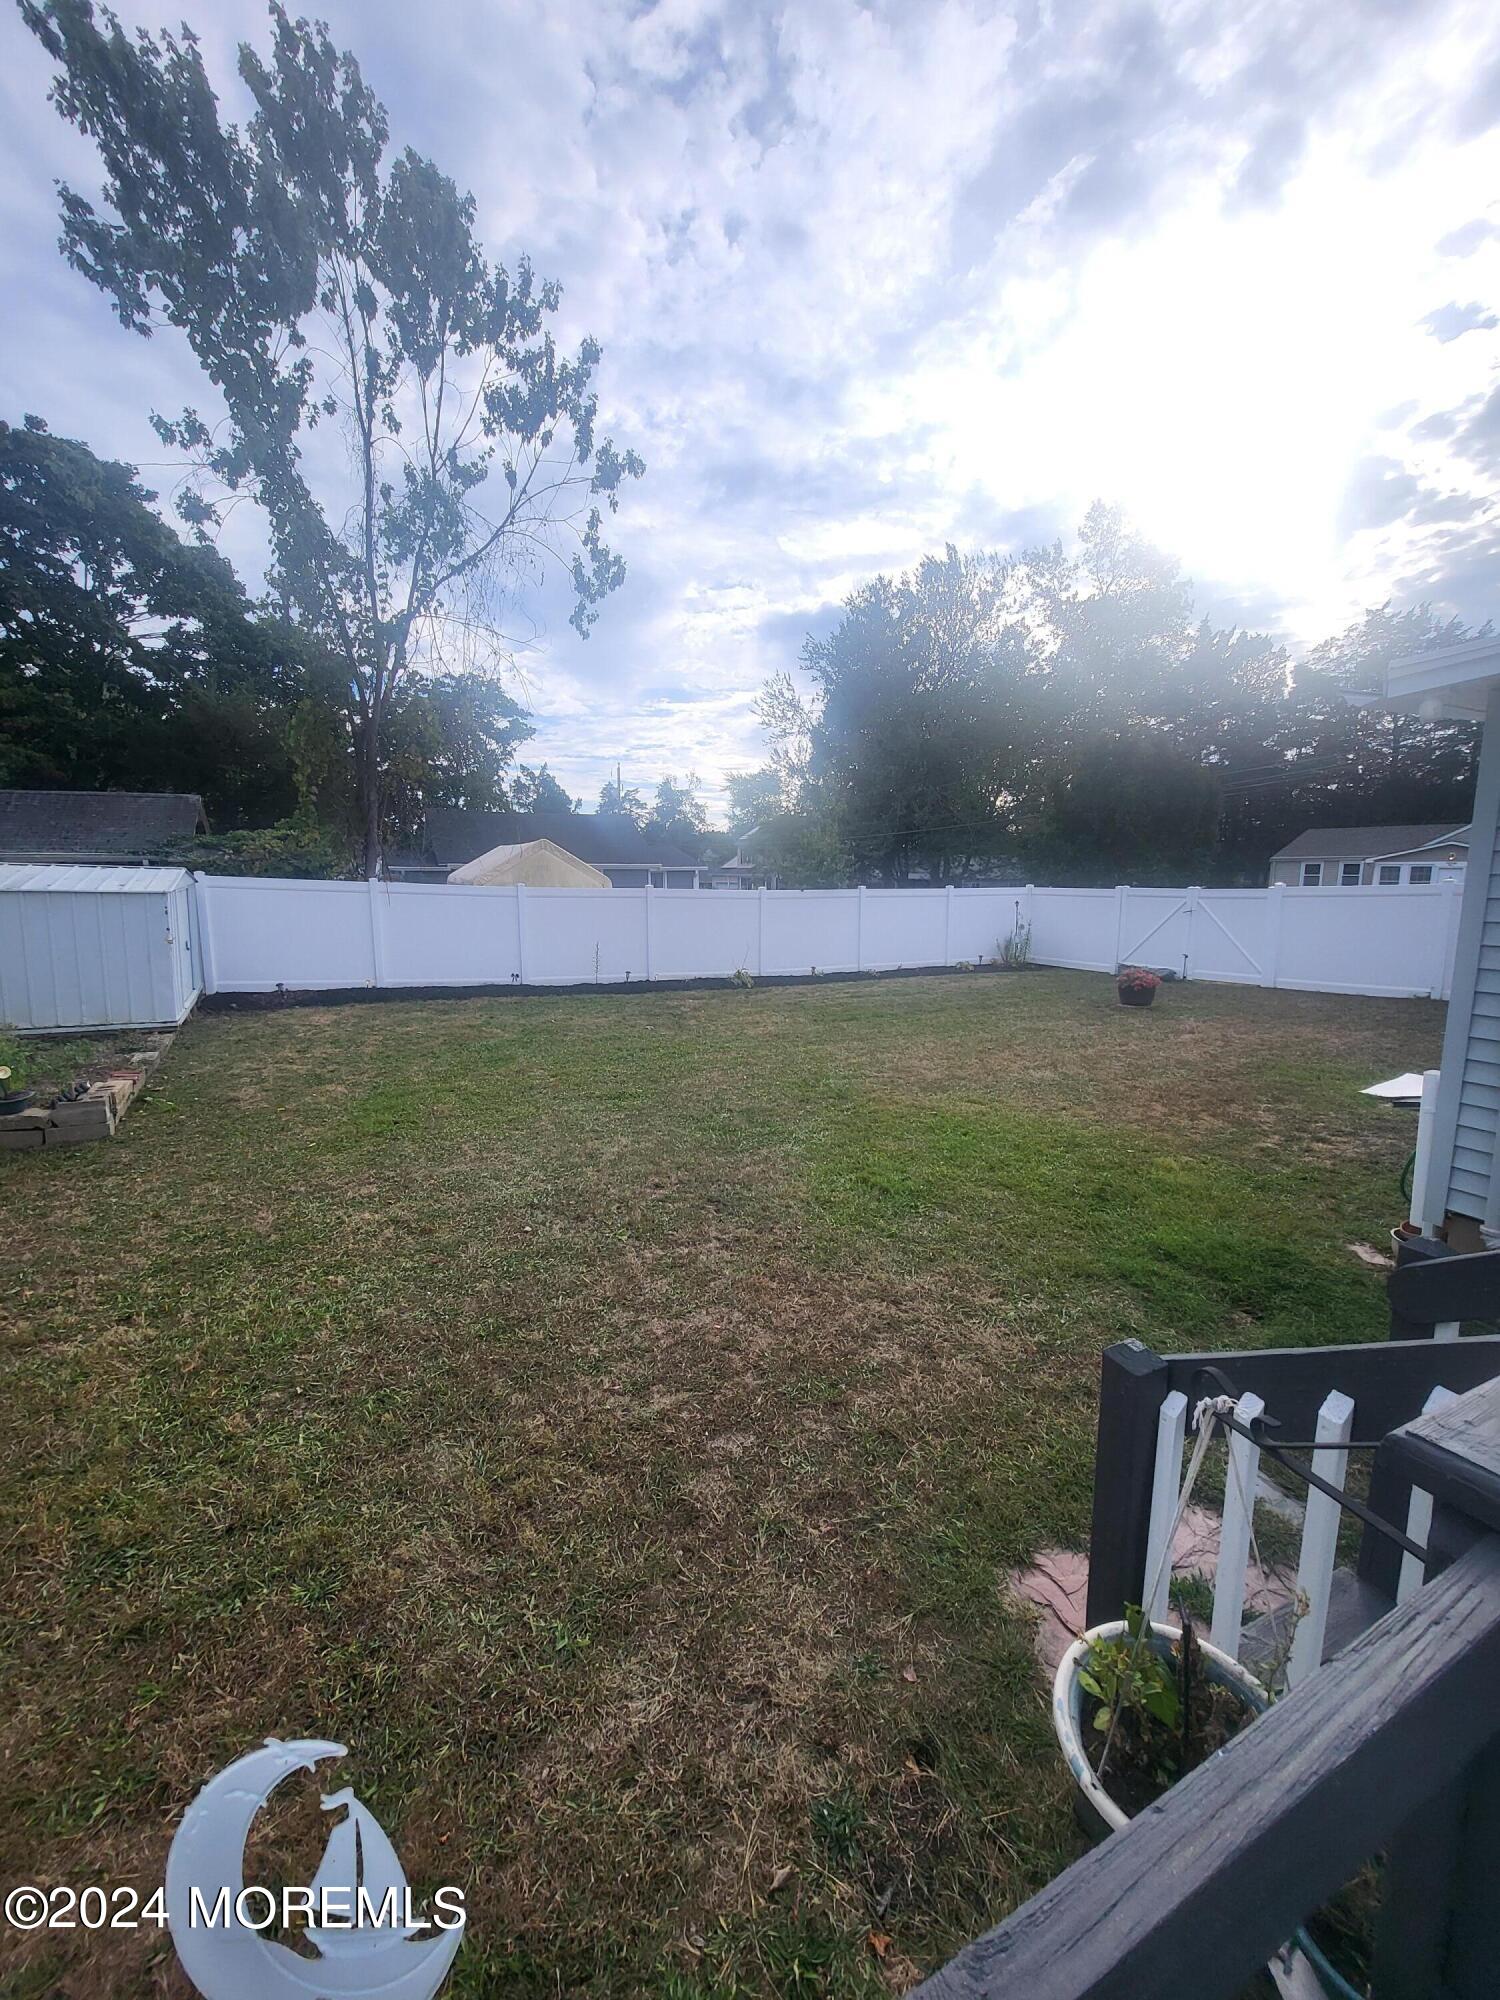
{"left": 722, "top": 766, "right": 783, "bottom": 833}
{"left": 510, "top": 763, "right": 577, "bottom": 814}
{"left": 24, "top": 0, "right": 643, "bottom": 874}
{"left": 643, "top": 770, "right": 710, "bottom": 857}
{"left": 597, "top": 775, "right": 647, "bottom": 825}
{"left": 0, "top": 413, "right": 325, "bottom": 824}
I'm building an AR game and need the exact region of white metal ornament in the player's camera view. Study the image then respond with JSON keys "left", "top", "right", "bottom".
{"left": 165, "top": 1738, "right": 464, "bottom": 2000}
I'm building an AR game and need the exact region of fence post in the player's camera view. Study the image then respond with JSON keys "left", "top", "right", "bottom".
{"left": 1262, "top": 882, "right": 1285, "bottom": 989}
{"left": 857, "top": 884, "right": 867, "bottom": 971}
{"left": 944, "top": 882, "right": 954, "bottom": 964}
{"left": 1112, "top": 884, "right": 1128, "bottom": 972}
{"left": 1024, "top": 884, "right": 1036, "bottom": 960}
{"left": 366, "top": 875, "right": 387, "bottom": 988}
{"left": 1085, "top": 1341, "right": 1172, "bottom": 1626}
{"left": 1439, "top": 874, "right": 1463, "bottom": 999}
{"left": 515, "top": 883, "right": 529, "bottom": 986}
{"left": 1184, "top": 885, "right": 1200, "bottom": 982}
{"left": 758, "top": 885, "right": 767, "bottom": 976}
{"left": 1410, "top": 1069, "right": 1444, "bottom": 1236}
{"left": 643, "top": 883, "right": 654, "bottom": 983}
{"left": 192, "top": 874, "right": 218, "bottom": 995}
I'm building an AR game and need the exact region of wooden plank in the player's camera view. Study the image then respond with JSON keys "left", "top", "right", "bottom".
{"left": 1287, "top": 1390, "right": 1354, "bottom": 1687}
{"left": 1210, "top": 1391, "right": 1263, "bottom": 1657}
{"left": 911, "top": 1536, "right": 1500, "bottom": 2000}
{"left": 1387, "top": 1248, "right": 1500, "bottom": 1327}
{"left": 1384, "top": 1377, "right": 1500, "bottom": 1539}
{"left": 1084, "top": 1343, "right": 1169, "bottom": 1628}
{"left": 1161, "top": 1335, "right": 1500, "bottom": 1440}
{"left": 1142, "top": 1391, "right": 1187, "bottom": 1623}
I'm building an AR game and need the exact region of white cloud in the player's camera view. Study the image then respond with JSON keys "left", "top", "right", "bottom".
{"left": 3, "top": 0, "right": 1500, "bottom": 815}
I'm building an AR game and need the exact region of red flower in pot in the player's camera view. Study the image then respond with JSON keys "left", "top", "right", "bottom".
{"left": 1116, "top": 966, "right": 1161, "bottom": 1008}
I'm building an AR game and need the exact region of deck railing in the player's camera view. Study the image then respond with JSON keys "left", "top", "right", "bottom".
{"left": 917, "top": 1380, "right": 1500, "bottom": 2000}
{"left": 1085, "top": 1331, "right": 1500, "bottom": 1650}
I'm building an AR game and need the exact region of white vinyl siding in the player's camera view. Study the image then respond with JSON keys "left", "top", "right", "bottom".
{"left": 1436, "top": 699, "right": 1500, "bottom": 1220}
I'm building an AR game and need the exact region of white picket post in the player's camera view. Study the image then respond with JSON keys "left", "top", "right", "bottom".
{"left": 515, "top": 882, "right": 528, "bottom": 985}
{"left": 857, "top": 884, "right": 867, "bottom": 971}
{"left": 1409, "top": 1068, "right": 1443, "bottom": 1236}
{"left": 192, "top": 874, "right": 219, "bottom": 995}
{"left": 944, "top": 882, "right": 954, "bottom": 964}
{"left": 1286, "top": 1390, "right": 1355, "bottom": 1688}
{"left": 643, "top": 883, "right": 654, "bottom": 983}
{"left": 757, "top": 885, "right": 767, "bottom": 975}
{"left": 1211, "top": 1391, "right": 1264, "bottom": 1659}
{"left": 1143, "top": 1390, "right": 1189, "bottom": 1623}
{"left": 1112, "top": 884, "right": 1128, "bottom": 972}
{"left": 1397, "top": 1386, "right": 1460, "bottom": 1603}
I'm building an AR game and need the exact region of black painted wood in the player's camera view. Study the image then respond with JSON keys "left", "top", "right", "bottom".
{"left": 1161, "top": 1334, "right": 1500, "bottom": 1444}
{"left": 1083, "top": 1342, "right": 1168, "bottom": 1628}
{"left": 1387, "top": 1248, "right": 1500, "bottom": 1328}
{"left": 912, "top": 1536, "right": 1500, "bottom": 2000}
{"left": 1381, "top": 1381, "right": 1500, "bottom": 1559}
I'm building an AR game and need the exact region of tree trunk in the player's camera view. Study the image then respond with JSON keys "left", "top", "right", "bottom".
{"left": 359, "top": 709, "right": 383, "bottom": 879}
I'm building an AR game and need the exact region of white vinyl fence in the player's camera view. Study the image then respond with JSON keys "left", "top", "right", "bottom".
{"left": 189, "top": 874, "right": 1464, "bottom": 1002}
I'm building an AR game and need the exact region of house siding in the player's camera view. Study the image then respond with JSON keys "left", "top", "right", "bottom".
{"left": 1433, "top": 688, "right": 1500, "bottom": 1223}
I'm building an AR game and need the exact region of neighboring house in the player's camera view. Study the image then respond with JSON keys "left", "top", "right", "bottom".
{"left": 700, "top": 826, "right": 783, "bottom": 890}
{"left": 1268, "top": 823, "right": 1470, "bottom": 888}
{"left": 446, "top": 838, "right": 609, "bottom": 889}
{"left": 396, "top": 808, "right": 702, "bottom": 887}
{"left": 0, "top": 788, "right": 208, "bottom": 865}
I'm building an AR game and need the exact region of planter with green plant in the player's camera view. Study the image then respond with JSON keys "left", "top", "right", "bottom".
{"left": 1052, "top": 1606, "right": 1262, "bottom": 1836}
{"left": 1116, "top": 965, "right": 1161, "bottom": 1008}
{"left": 1055, "top": 1609, "right": 1367, "bottom": 1996}
{"left": 0, "top": 1038, "right": 35, "bottom": 1116}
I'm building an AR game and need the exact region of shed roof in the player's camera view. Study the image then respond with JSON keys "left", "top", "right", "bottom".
{"left": 0, "top": 863, "right": 192, "bottom": 893}
{"left": 425, "top": 807, "right": 697, "bottom": 869}
{"left": 1271, "top": 823, "right": 1470, "bottom": 862}
{"left": 0, "top": 789, "right": 207, "bottom": 857}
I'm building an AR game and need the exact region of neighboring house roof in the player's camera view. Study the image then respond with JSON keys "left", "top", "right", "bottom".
{"left": 0, "top": 789, "right": 208, "bottom": 860}
{"left": 447, "top": 838, "right": 610, "bottom": 889}
{"left": 424, "top": 807, "right": 697, "bottom": 870}
{"left": 1270, "top": 823, "right": 1470, "bottom": 863}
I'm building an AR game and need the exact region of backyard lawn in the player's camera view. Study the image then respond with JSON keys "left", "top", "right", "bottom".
{"left": 0, "top": 968, "right": 1442, "bottom": 1997}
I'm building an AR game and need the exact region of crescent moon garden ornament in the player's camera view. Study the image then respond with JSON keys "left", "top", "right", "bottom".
{"left": 164, "top": 1738, "right": 464, "bottom": 2000}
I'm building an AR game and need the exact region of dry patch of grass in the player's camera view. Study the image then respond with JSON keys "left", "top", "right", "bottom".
{"left": 0, "top": 971, "right": 1439, "bottom": 1996}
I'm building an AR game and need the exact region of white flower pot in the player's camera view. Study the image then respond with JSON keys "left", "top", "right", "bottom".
{"left": 1052, "top": 1619, "right": 1268, "bottom": 1837}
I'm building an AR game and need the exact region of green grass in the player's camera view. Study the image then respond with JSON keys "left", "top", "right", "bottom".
{"left": 0, "top": 969, "right": 1440, "bottom": 1995}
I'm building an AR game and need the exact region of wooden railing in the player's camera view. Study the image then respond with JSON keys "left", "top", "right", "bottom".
{"left": 916, "top": 1382, "right": 1500, "bottom": 2000}
{"left": 1084, "top": 1333, "right": 1500, "bottom": 1634}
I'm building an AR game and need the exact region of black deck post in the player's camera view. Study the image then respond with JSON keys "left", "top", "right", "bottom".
{"left": 1084, "top": 1340, "right": 1170, "bottom": 1628}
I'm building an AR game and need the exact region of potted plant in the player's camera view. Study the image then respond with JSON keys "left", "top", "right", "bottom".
{"left": 1052, "top": 1606, "right": 1264, "bottom": 1837}
{"left": 1116, "top": 965, "right": 1161, "bottom": 1008}
{"left": 0, "top": 1045, "right": 35, "bottom": 1116}
{"left": 1054, "top": 1611, "right": 1363, "bottom": 1995}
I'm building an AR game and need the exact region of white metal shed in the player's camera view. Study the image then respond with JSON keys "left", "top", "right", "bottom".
{"left": 0, "top": 864, "right": 202, "bottom": 1032}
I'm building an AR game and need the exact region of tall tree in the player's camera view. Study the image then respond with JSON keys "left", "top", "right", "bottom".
{"left": 597, "top": 774, "right": 647, "bottom": 824}
{"left": 0, "top": 412, "right": 319, "bottom": 823}
{"left": 722, "top": 766, "right": 783, "bottom": 833}
{"left": 510, "top": 762, "right": 577, "bottom": 814}
{"left": 24, "top": 0, "right": 643, "bottom": 874}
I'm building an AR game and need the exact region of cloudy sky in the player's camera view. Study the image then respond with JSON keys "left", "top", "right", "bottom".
{"left": 3, "top": 0, "right": 1500, "bottom": 813}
